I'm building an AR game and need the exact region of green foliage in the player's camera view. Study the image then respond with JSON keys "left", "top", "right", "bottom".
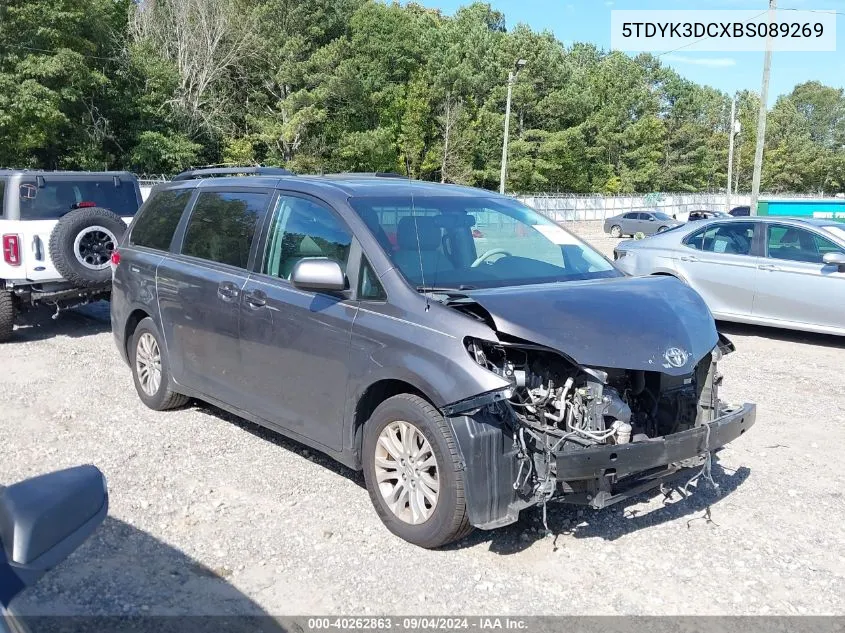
{"left": 0, "top": 0, "right": 843, "bottom": 194}
{"left": 129, "top": 132, "right": 202, "bottom": 174}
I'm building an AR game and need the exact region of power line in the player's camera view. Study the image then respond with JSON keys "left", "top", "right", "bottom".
{"left": 780, "top": 8, "right": 845, "bottom": 17}
{"left": 655, "top": 10, "right": 769, "bottom": 58}
{"left": 655, "top": 6, "right": 842, "bottom": 59}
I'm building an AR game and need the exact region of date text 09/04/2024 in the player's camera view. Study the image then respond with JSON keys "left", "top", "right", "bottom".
{"left": 307, "top": 617, "right": 529, "bottom": 630}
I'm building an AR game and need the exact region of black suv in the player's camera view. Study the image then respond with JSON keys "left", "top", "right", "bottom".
{"left": 111, "top": 167, "right": 755, "bottom": 548}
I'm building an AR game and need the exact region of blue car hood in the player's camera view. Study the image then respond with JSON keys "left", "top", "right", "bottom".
{"left": 467, "top": 276, "right": 718, "bottom": 376}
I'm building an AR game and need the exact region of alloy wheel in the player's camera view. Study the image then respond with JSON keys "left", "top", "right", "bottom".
{"left": 74, "top": 225, "right": 117, "bottom": 270}
{"left": 135, "top": 332, "right": 162, "bottom": 397}
{"left": 374, "top": 420, "right": 440, "bottom": 525}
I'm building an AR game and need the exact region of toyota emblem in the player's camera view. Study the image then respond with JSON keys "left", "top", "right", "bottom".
{"left": 663, "top": 347, "right": 689, "bottom": 368}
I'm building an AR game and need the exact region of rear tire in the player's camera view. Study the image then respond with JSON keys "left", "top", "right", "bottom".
{"left": 49, "top": 207, "right": 126, "bottom": 288}
{"left": 129, "top": 317, "right": 188, "bottom": 411}
{"left": 0, "top": 291, "right": 15, "bottom": 343}
{"left": 609, "top": 225, "right": 622, "bottom": 238}
{"left": 362, "top": 394, "right": 473, "bottom": 548}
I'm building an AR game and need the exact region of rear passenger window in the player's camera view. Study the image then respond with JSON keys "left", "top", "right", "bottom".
{"left": 686, "top": 222, "right": 755, "bottom": 255}
{"left": 182, "top": 191, "right": 270, "bottom": 269}
{"left": 129, "top": 189, "right": 193, "bottom": 251}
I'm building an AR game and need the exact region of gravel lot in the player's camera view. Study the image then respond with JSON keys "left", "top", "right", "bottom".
{"left": 2, "top": 226, "right": 844, "bottom": 616}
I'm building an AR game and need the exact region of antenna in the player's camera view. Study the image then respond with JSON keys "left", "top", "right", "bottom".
{"left": 405, "top": 157, "right": 430, "bottom": 312}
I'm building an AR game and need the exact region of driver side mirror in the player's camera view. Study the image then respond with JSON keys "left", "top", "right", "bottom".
{"left": 290, "top": 258, "right": 347, "bottom": 292}
{"left": 0, "top": 465, "right": 108, "bottom": 607}
{"left": 823, "top": 251, "right": 845, "bottom": 272}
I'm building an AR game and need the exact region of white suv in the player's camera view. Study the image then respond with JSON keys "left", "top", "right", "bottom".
{"left": 0, "top": 170, "right": 142, "bottom": 341}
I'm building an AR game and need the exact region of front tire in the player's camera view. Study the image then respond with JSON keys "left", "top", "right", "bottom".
{"left": 0, "top": 292, "right": 15, "bottom": 342}
{"left": 130, "top": 317, "right": 188, "bottom": 411}
{"left": 609, "top": 225, "right": 622, "bottom": 238}
{"left": 362, "top": 394, "right": 473, "bottom": 548}
{"left": 657, "top": 225, "right": 669, "bottom": 233}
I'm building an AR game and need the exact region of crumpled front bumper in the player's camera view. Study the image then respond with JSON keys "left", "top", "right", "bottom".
{"left": 448, "top": 402, "right": 756, "bottom": 529}
{"left": 555, "top": 402, "right": 756, "bottom": 507}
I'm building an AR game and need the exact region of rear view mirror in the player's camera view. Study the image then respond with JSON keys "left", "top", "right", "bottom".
{"left": 0, "top": 465, "right": 108, "bottom": 607}
{"left": 823, "top": 251, "right": 845, "bottom": 272}
{"left": 290, "top": 258, "right": 346, "bottom": 292}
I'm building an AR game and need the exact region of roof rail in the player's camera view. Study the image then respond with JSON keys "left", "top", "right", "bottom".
{"left": 172, "top": 166, "right": 293, "bottom": 181}
{"left": 320, "top": 172, "right": 407, "bottom": 179}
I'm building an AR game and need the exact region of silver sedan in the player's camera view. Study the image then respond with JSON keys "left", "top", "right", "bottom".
{"left": 603, "top": 211, "right": 683, "bottom": 237}
{"left": 613, "top": 217, "right": 845, "bottom": 336}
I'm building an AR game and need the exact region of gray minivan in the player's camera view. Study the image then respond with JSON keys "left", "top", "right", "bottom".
{"left": 111, "top": 167, "right": 755, "bottom": 548}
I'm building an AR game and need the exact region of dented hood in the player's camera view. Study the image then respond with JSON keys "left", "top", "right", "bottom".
{"left": 466, "top": 276, "right": 718, "bottom": 376}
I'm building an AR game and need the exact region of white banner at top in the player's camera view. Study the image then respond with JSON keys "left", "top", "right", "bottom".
{"left": 610, "top": 9, "right": 837, "bottom": 52}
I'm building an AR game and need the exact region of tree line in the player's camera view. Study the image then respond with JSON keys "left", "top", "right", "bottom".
{"left": 1, "top": 0, "right": 843, "bottom": 194}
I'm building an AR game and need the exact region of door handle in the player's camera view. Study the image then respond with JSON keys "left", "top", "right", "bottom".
{"left": 217, "top": 282, "right": 240, "bottom": 301}
{"left": 680, "top": 255, "right": 698, "bottom": 262}
{"left": 758, "top": 264, "right": 778, "bottom": 271}
{"left": 244, "top": 290, "right": 267, "bottom": 309}
{"left": 31, "top": 236, "right": 43, "bottom": 261}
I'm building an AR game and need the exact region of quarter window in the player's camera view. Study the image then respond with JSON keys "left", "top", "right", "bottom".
{"left": 0, "top": 179, "right": 5, "bottom": 217}
{"left": 767, "top": 225, "right": 841, "bottom": 264}
{"left": 129, "top": 189, "right": 193, "bottom": 251}
{"left": 359, "top": 258, "right": 386, "bottom": 300}
{"left": 182, "top": 191, "right": 270, "bottom": 268}
{"left": 263, "top": 195, "right": 352, "bottom": 280}
{"left": 685, "top": 222, "right": 755, "bottom": 255}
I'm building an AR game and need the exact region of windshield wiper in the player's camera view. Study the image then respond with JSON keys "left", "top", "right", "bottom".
{"left": 416, "top": 285, "right": 476, "bottom": 293}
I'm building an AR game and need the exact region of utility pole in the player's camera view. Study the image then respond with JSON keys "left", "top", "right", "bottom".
{"left": 727, "top": 95, "right": 737, "bottom": 213}
{"left": 750, "top": 0, "right": 776, "bottom": 216}
{"left": 499, "top": 59, "right": 526, "bottom": 195}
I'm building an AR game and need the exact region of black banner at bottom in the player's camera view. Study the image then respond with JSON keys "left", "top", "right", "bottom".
{"left": 3, "top": 616, "right": 845, "bottom": 633}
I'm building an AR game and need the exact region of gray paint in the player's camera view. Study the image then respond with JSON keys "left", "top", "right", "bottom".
{"left": 466, "top": 275, "right": 718, "bottom": 375}
{"left": 112, "top": 175, "right": 722, "bottom": 472}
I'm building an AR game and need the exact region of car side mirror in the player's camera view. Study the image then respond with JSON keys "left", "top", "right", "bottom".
{"left": 822, "top": 251, "right": 845, "bottom": 272}
{"left": 648, "top": 217, "right": 655, "bottom": 221}
{"left": 0, "top": 465, "right": 108, "bottom": 607}
{"left": 290, "top": 258, "right": 347, "bottom": 292}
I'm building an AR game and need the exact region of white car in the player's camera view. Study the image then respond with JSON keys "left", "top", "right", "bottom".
{"left": 0, "top": 171, "right": 141, "bottom": 341}
{"left": 613, "top": 217, "right": 845, "bottom": 336}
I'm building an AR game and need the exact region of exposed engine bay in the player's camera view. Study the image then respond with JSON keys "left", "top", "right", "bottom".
{"left": 426, "top": 281, "right": 755, "bottom": 531}
{"left": 460, "top": 333, "right": 730, "bottom": 519}
{"left": 466, "top": 337, "right": 720, "bottom": 451}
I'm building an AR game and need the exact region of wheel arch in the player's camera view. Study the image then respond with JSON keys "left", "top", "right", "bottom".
{"left": 650, "top": 269, "right": 689, "bottom": 285}
{"left": 348, "top": 377, "right": 438, "bottom": 470}
{"left": 123, "top": 308, "right": 152, "bottom": 359}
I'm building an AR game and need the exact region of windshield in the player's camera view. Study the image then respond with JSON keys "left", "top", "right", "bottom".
{"left": 653, "top": 212, "right": 673, "bottom": 220}
{"left": 823, "top": 225, "right": 845, "bottom": 243}
{"left": 348, "top": 195, "right": 619, "bottom": 290}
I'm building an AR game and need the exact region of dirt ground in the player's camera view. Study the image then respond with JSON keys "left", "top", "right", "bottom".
{"left": 1, "top": 227, "right": 844, "bottom": 616}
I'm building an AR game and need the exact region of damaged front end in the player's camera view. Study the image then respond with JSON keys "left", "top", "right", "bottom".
{"left": 443, "top": 331, "right": 756, "bottom": 530}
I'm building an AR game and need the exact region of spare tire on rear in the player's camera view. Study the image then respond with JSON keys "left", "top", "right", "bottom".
{"left": 49, "top": 207, "right": 126, "bottom": 288}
